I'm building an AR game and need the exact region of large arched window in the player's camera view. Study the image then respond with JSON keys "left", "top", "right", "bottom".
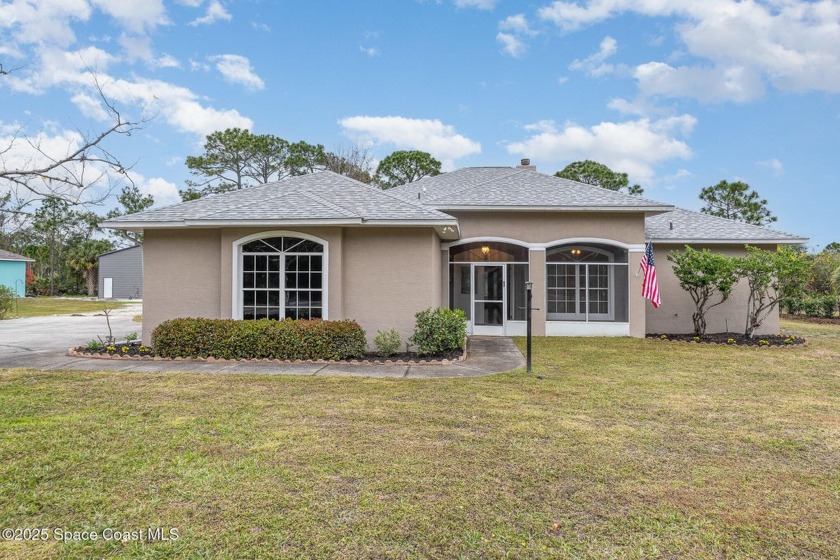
{"left": 546, "top": 243, "right": 628, "bottom": 323}
{"left": 239, "top": 235, "right": 324, "bottom": 320}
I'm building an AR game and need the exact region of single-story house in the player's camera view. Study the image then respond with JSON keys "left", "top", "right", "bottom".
{"left": 0, "top": 249, "right": 33, "bottom": 297}
{"left": 102, "top": 164, "right": 806, "bottom": 346}
{"left": 98, "top": 245, "right": 143, "bottom": 299}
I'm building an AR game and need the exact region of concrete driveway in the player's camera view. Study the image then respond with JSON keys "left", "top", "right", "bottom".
{"left": 0, "top": 303, "right": 143, "bottom": 369}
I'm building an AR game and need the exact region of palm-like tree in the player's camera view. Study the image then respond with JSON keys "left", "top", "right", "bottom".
{"left": 66, "top": 240, "right": 113, "bottom": 296}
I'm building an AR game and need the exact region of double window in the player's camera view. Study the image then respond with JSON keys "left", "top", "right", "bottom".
{"left": 240, "top": 236, "right": 324, "bottom": 320}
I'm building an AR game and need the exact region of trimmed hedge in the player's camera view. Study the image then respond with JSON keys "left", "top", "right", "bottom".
{"left": 151, "top": 318, "right": 367, "bottom": 360}
{"left": 409, "top": 307, "right": 467, "bottom": 356}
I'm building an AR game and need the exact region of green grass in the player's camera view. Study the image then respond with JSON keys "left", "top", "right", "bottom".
{"left": 1, "top": 319, "right": 839, "bottom": 558}
{"left": 4, "top": 297, "right": 132, "bottom": 318}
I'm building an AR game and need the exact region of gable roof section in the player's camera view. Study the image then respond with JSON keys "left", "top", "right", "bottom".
{"left": 646, "top": 208, "right": 807, "bottom": 244}
{"left": 102, "top": 171, "right": 457, "bottom": 229}
{"left": 0, "top": 249, "right": 34, "bottom": 262}
{"left": 389, "top": 167, "right": 674, "bottom": 213}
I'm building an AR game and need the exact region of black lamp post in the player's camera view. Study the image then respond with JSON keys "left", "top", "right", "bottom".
{"left": 525, "top": 280, "right": 533, "bottom": 373}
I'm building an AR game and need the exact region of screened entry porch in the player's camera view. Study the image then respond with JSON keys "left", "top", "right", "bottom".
{"left": 448, "top": 241, "right": 631, "bottom": 337}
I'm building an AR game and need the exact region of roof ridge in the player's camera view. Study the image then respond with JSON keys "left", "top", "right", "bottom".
{"left": 422, "top": 167, "right": 526, "bottom": 203}
{"left": 296, "top": 190, "right": 360, "bottom": 218}
{"left": 664, "top": 206, "right": 802, "bottom": 239}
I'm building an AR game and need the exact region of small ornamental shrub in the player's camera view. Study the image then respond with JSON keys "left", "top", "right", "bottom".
{"left": 409, "top": 308, "right": 467, "bottom": 356}
{"left": 727, "top": 338, "right": 736, "bottom": 345}
{"left": 659, "top": 334, "right": 668, "bottom": 340}
{"left": 759, "top": 340, "right": 770, "bottom": 346}
{"left": 124, "top": 332, "right": 138, "bottom": 342}
{"left": 86, "top": 339, "right": 102, "bottom": 350}
{"left": 781, "top": 296, "right": 803, "bottom": 315}
{"left": 0, "top": 285, "right": 15, "bottom": 319}
{"left": 692, "top": 336, "right": 701, "bottom": 343}
{"left": 820, "top": 295, "right": 838, "bottom": 318}
{"left": 802, "top": 297, "right": 822, "bottom": 317}
{"left": 151, "top": 318, "right": 367, "bottom": 361}
{"left": 374, "top": 329, "right": 401, "bottom": 357}
{"left": 106, "top": 345, "right": 117, "bottom": 353}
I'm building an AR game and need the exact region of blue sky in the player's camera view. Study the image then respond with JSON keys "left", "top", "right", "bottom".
{"left": 1, "top": 0, "right": 838, "bottom": 248}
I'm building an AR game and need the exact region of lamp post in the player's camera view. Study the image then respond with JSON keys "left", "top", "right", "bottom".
{"left": 525, "top": 280, "right": 533, "bottom": 373}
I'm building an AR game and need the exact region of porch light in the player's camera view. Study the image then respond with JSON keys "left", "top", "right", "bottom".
{"left": 481, "top": 245, "right": 491, "bottom": 257}
{"left": 570, "top": 249, "right": 582, "bottom": 255}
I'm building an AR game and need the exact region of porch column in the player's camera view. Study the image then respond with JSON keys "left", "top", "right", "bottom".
{"left": 628, "top": 249, "right": 646, "bottom": 338}
{"left": 529, "top": 248, "right": 547, "bottom": 336}
{"left": 440, "top": 247, "right": 449, "bottom": 309}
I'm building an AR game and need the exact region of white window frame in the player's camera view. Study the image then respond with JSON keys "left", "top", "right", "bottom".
{"left": 231, "top": 231, "right": 329, "bottom": 320}
{"left": 546, "top": 245, "right": 615, "bottom": 322}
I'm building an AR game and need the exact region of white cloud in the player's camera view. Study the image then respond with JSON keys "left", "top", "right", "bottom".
{"left": 339, "top": 115, "right": 481, "bottom": 169}
{"left": 569, "top": 35, "right": 620, "bottom": 77}
{"left": 499, "top": 14, "right": 537, "bottom": 35}
{"left": 506, "top": 115, "right": 696, "bottom": 183}
{"left": 90, "top": 0, "right": 167, "bottom": 34}
{"left": 70, "top": 92, "right": 111, "bottom": 121}
{"left": 455, "top": 0, "right": 497, "bottom": 10}
{"left": 496, "top": 32, "right": 527, "bottom": 57}
{"left": 757, "top": 158, "right": 784, "bottom": 176}
{"left": 0, "top": 0, "right": 92, "bottom": 47}
{"left": 189, "top": 0, "right": 231, "bottom": 26}
{"left": 359, "top": 45, "right": 380, "bottom": 57}
{"left": 634, "top": 62, "right": 765, "bottom": 103}
{"left": 208, "top": 54, "right": 265, "bottom": 91}
{"left": 119, "top": 33, "right": 153, "bottom": 62}
{"left": 135, "top": 175, "right": 181, "bottom": 207}
{"left": 150, "top": 54, "right": 181, "bottom": 69}
{"left": 537, "top": 0, "right": 840, "bottom": 99}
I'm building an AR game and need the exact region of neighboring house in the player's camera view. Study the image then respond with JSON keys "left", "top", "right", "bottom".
{"left": 0, "top": 249, "right": 33, "bottom": 297}
{"left": 102, "top": 165, "right": 806, "bottom": 345}
{"left": 98, "top": 245, "right": 143, "bottom": 299}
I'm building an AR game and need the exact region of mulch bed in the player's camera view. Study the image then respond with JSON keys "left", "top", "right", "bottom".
{"left": 647, "top": 332, "right": 806, "bottom": 347}
{"left": 781, "top": 313, "right": 840, "bottom": 325}
{"left": 70, "top": 343, "right": 465, "bottom": 364}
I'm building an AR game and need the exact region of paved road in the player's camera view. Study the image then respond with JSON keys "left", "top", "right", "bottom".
{"left": 0, "top": 303, "right": 143, "bottom": 368}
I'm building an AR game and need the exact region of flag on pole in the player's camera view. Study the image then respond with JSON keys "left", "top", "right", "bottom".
{"left": 640, "top": 241, "right": 661, "bottom": 308}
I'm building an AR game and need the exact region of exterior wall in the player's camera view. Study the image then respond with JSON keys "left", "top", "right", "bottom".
{"left": 98, "top": 246, "right": 143, "bottom": 299}
{"left": 142, "top": 229, "right": 222, "bottom": 344}
{"left": 646, "top": 244, "right": 780, "bottom": 335}
{"left": 342, "top": 228, "right": 441, "bottom": 345}
{"left": 142, "top": 226, "right": 441, "bottom": 346}
{"left": 0, "top": 260, "right": 27, "bottom": 297}
{"left": 452, "top": 211, "right": 646, "bottom": 245}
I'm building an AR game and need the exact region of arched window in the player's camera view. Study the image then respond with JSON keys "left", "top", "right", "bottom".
{"left": 546, "top": 244, "right": 628, "bottom": 322}
{"left": 239, "top": 235, "right": 324, "bottom": 320}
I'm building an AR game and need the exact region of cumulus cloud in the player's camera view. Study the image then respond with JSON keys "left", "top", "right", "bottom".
{"left": 208, "top": 54, "right": 265, "bottom": 90}
{"left": 455, "top": 0, "right": 497, "bottom": 10}
{"left": 90, "top": 0, "right": 168, "bottom": 34}
{"left": 537, "top": 0, "right": 840, "bottom": 100}
{"left": 339, "top": 115, "right": 481, "bottom": 169}
{"left": 497, "top": 33, "right": 527, "bottom": 57}
{"left": 134, "top": 175, "right": 181, "bottom": 207}
{"left": 189, "top": 0, "right": 232, "bottom": 26}
{"left": 569, "top": 35, "right": 620, "bottom": 77}
{"left": 0, "top": 0, "right": 92, "bottom": 47}
{"left": 499, "top": 14, "right": 537, "bottom": 35}
{"left": 506, "top": 115, "right": 696, "bottom": 182}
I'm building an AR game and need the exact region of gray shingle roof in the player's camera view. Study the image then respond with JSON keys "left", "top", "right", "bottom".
{"left": 103, "top": 171, "right": 456, "bottom": 228}
{"left": 0, "top": 249, "right": 33, "bottom": 262}
{"left": 646, "top": 208, "right": 807, "bottom": 244}
{"left": 389, "top": 167, "right": 674, "bottom": 211}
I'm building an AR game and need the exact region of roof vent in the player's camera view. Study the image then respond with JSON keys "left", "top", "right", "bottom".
{"left": 669, "top": 222, "right": 674, "bottom": 230}
{"left": 517, "top": 158, "right": 536, "bottom": 171}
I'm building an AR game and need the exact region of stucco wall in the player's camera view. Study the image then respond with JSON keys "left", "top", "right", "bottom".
{"left": 142, "top": 229, "right": 222, "bottom": 344}
{"left": 452, "top": 211, "right": 647, "bottom": 245}
{"left": 142, "top": 226, "right": 441, "bottom": 346}
{"left": 342, "top": 228, "right": 441, "bottom": 344}
{"left": 646, "top": 244, "right": 780, "bottom": 335}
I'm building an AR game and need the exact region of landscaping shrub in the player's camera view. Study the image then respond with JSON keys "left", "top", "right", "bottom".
{"left": 802, "top": 297, "right": 823, "bottom": 317}
{"left": 820, "top": 295, "right": 838, "bottom": 318}
{"left": 151, "top": 318, "right": 366, "bottom": 360}
{"left": 0, "top": 285, "right": 15, "bottom": 319}
{"left": 409, "top": 307, "right": 467, "bottom": 356}
{"left": 374, "top": 329, "right": 401, "bottom": 357}
{"left": 781, "top": 296, "right": 803, "bottom": 315}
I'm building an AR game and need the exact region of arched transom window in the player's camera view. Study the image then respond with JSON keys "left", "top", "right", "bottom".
{"left": 241, "top": 236, "right": 323, "bottom": 320}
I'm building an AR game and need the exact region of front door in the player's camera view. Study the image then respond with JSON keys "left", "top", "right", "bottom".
{"left": 473, "top": 264, "right": 505, "bottom": 335}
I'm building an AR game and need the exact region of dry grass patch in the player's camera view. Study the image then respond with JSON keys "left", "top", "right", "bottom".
{"left": 4, "top": 297, "right": 131, "bottom": 319}
{"left": 1, "top": 320, "right": 839, "bottom": 558}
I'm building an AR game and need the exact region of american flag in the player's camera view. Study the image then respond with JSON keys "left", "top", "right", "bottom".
{"left": 640, "top": 242, "right": 661, "bottom": 308}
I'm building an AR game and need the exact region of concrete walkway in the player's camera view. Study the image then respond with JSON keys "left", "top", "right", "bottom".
{"left": 0, "top": 336, "right": 525, "bottom": 379}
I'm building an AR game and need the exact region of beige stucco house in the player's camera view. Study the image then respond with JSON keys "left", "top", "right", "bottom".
{"left": 102, "top": 165, "right": 806, "bottom": 345}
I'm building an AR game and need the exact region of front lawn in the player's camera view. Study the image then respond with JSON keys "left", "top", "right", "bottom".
{"left": 1, "top": 320, "right": 839, "bottom": 558}
{"left": 3, "top": 297, "right": 132, "bottom": 319}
